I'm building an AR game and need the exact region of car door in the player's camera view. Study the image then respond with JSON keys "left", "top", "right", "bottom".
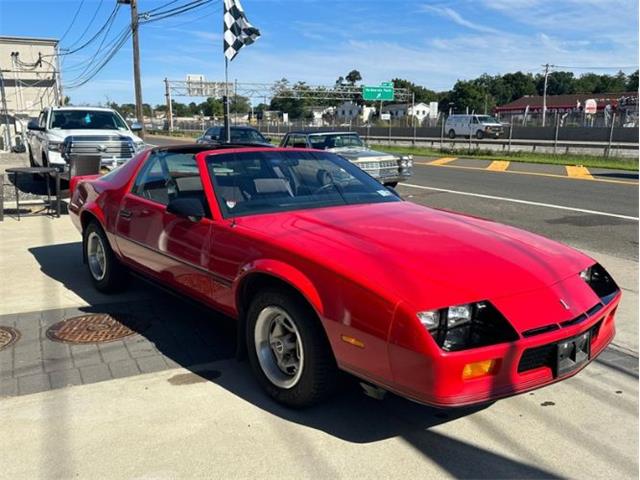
{"left": 114, "top": 150, "right": 215, "bottom": 303}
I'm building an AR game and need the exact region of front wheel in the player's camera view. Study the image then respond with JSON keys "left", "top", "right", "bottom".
{"left": 384, "top": 181, "right": 398, "bottom": 188}
{"left": 448, "top": 129, "right": 456, "bottom": 139}
{"left": 246, "top": 289, "right": 338, "bottom": 407}
{"left": 83, "top": 221, "right": 127, "bottom": 293}
{"left": 475, "top": 130, "right": 485, "bottom": 139}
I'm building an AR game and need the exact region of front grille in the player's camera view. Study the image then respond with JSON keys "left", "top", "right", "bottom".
{"left": 518, "top": 320, "right": 603, "bottom": 374}
{"left": 64, "top": 135, "right": 135, "bottom": 161}
{"left": 358, "top": 160, "right": 397, "bottom": 170}
{"left": 518, "top": 344, "right": 556, "bottom": 373}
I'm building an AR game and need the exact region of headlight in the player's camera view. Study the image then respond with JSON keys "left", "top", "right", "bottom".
{"left": 48, "top": 141, "right": 63, "bottom": 152}
{"left": 399, "top": 155, "right": 413, "bottom": 168}
{"left": 417, "top": 301, "right": 518, "bottom": 352}
{"left": 580, "top": 264, "right": 619, "bottom": 304}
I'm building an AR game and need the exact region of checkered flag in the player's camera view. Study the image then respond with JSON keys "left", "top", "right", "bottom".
{"left": 223, "top": 0, "right": 261, "bottom": 61}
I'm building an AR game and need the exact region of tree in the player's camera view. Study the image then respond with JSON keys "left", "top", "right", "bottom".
{"left": 230, "top": 95, "right": 250, "bottom": 114}
{"left": 345, "top": 70, "right": 362, "bottom": 85}
{"left": 391, "top": 78, "right": 439, "bottom": 104}
{"left": 536, "top": 71, "right": 575, "bottom": 96}
{"left": 198, "top": 97, "right": 223, "bottom": 117}
{"left": 440, "top": 80, "right": 486, "bottom": 113}
{"left": 627, "top": 70, "right": 639, "bottom": 92}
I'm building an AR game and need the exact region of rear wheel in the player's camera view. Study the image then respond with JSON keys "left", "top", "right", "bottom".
{"left": 83, "top": 221, "right": 127, "bottom": 293}
{"left": 246, "top": 289, "right": 338, "bottom": 407}
{"left": 448, "top": 129, "right": 456, "bottom": 139}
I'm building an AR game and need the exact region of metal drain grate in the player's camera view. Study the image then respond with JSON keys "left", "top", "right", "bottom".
{"left": 46, "top": 313, "right": 148, "bottom": 344}
{"left": 0, "top": 326, "right": 20, "bottom": 351}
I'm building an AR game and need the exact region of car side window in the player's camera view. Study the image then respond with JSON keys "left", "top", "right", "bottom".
{"left": 132, "top": 151, "right": 208, "bottom": 213}
{"left": 205, "top": 127, "right": 220, "bottom": 139}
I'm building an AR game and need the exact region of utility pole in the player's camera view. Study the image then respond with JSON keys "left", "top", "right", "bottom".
{"left": 164, "top": 77, "right": 173, "bottom": 131}
{"left": 542, "top": 63, "right": 550, "bottom": 127}
{"left": 119, "top": 0, "right": 145, "bottom": 138}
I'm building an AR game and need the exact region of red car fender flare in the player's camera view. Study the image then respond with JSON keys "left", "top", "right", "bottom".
{"left": 233, "top": 259, "right": 325, "bottom": 320}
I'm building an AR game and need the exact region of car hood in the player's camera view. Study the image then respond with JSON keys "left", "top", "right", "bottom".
{"left": 47, "top": 129, "right": 141, "bottom": 142}
{"left": 237, "top": 202, "right": 594, "bottom": 315}
{"left": 328, "top": 147, "right": 397, "bottom": 160}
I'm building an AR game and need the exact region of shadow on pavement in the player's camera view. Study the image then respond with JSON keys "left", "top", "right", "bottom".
{"left": 29, "top": 242, "right": 560, "bottom": 479}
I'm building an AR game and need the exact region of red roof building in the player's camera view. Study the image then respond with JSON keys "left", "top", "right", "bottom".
{"left": 494, "top": 92, "right": 638, "bottom": 114}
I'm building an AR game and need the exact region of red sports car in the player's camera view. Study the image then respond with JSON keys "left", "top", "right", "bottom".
{"left": 69, "top": 145, "right": 620, "bottom": 407}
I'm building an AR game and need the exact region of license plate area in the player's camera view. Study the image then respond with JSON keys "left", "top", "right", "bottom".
{"left": 556, "top": 331, "right": 591, "bottom": 376}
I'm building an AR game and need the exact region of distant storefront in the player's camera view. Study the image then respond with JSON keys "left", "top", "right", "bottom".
{"left": 494, "top": 92, "right": 638, "bottom": 127}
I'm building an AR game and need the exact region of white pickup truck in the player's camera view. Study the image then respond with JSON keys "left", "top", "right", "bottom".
{"left": 26, "top": 106, "right": 146, "bottom": 171}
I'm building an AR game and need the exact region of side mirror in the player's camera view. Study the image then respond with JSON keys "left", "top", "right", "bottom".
{"left": 166, "top": 198, "right": 205, "bottom": 222}
{"left": 28, "top": 120, "right": 43, "bottom": 131}
{"left": 130, "top": 121, "right": 143, "bottom": 132}
{"left": 265, "top": 136, "right": 272, "bottom": 143}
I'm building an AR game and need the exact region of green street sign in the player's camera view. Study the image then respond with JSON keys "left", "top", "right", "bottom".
{"left": 380, "top": 81, "right": 393, "bottom": 87}
{"left": 362, "top": 84, "right": 395, "bottom": 101}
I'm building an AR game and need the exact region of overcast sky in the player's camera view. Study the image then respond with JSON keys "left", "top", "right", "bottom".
{"left": 1, "top": 0, "right": 638, "bottom": 106}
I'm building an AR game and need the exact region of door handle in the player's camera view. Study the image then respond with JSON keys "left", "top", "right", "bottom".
{"left": 120, "top": 209, "right": 132, "bottom": 219}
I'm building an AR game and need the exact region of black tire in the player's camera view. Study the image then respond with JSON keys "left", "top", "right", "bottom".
{"left": 448, "top": 129, "right": 456, "bottom": 139}
{"left": 384, "top": 182, "right": 398, "bottom": 188}
{"left": 83, "top": 221, "right": 128, "bottom": 293}
{"left": 42, "top": 153, "right": 49, "bottom": 168}
{"left": 246, "top": 289, "right": 338, "bottom": 407}
{"left": 475, "top": 130, "right": 485, "bottom": 139}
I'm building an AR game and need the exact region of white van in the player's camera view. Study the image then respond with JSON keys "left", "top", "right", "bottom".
{"left": 445, "top": 114, "right": 503, "bottom": 139}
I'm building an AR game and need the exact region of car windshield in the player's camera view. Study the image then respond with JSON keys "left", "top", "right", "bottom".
{"left": 476, "top": 115, "right": 499, "bottom": 123}
{"left": 208, "top": 128, "right": 267, "bottom": 143}
{"left": 207, "top": 150, "right": 400, "bottom": 217}
{"left": 49, "top": 110, "right": 128, "bottom": 130}
{"left": 308, "top": 133, "right": 364, "bottom": 149}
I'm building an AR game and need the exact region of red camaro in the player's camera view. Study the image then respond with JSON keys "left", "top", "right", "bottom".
{"left": 69, "top": 145, "right": 620, "bottom": 408}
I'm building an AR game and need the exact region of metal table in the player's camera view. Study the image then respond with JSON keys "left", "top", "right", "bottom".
{"left": 4, "top": 167, "right": 61, "bottom": 219}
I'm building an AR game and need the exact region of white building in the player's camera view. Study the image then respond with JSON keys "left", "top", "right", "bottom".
{"left": 336, "top": 101, "right": 376, "bottom": 123}
{"left": 307, "top": 106, "right": 335, "bottom": 126}
{"left": 381, "top": 102, "right": 435, "bottom": 124}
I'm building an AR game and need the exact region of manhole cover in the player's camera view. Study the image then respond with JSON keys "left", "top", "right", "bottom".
{"left": 46, "top": 313, "right": 148, "bottom": 344}
{"left": 0, "top": 326, "right": 20, "bottom": 351}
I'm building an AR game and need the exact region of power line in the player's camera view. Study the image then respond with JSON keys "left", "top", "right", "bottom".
{"left": 58, "top": 0, "right": 87, "bottom": 44}
{"left": 65, "top": 0, "right": 106, "bottom": 50}
{"left": 140, "top": 0, "right": 214, "bottom": 24}
{"left": 550, "top": 65, "right": 638, "bottom": 71}
{"left": 44, "top": 3, "right": 120, "bottom": 58}
{"left": 146, "top": 0, "right": 181, "bottom": 14}
{"left": 64, "top": 26, "right": 132, "bottom": 89}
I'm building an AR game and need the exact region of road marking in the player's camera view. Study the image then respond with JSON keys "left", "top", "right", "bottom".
{"left": 566, "top": 165, "right": 594, "bottom": 179}
{"left": 415, "top": 162, "right": 638, "bottom": 186}
{"left": 428, "top": 157, "right": 457, "bottom": 166}
{"left": 487, "top": 160, "right": 510, "bottom": 171}
{"left": 401, "top": 183, "right": 639, "bottom": 221}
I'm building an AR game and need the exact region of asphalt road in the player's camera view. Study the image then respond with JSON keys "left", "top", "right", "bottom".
{"left": 401, "top": 163, "right": 638, "bottom": 261}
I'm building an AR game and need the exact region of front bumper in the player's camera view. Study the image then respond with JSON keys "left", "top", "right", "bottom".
{"left": 386, "top": 293, "right": 619, "bottom": 408}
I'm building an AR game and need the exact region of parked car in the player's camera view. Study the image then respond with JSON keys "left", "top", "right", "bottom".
{"left": 196, "top": 125, "right": 273, "bottom": 147}
{"left": 445, "top": 114, "right": 503, "bottom": 139}
{"left": 26, "top": 106, "right": 146, "bottom": 171}
{"left": 280, "top": 131, "right": 412, "bottom": 188}
{"left": 69, "top": 145, "right": 619, "bottom": 408}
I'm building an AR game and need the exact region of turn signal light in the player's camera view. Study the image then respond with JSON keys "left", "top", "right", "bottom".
{"left": 341, "top": 335, "right": 364, "bottom": 348}
{"left": 462, "top": 359, "right": 498, "bottom": 380}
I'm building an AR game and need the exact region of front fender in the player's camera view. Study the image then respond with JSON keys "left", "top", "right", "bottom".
{"left": 233, "top": 258, "right": 324, "bottom": 317}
